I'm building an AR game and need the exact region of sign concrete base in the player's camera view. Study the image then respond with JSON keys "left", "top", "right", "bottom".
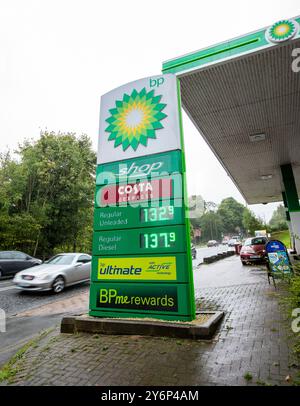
{"left": 60, "top": 311, "right": 224, "bottom": 340}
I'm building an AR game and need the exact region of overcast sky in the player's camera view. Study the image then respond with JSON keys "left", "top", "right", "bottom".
{"left": 0, "top": 0, "right": 299, "bottom": 221}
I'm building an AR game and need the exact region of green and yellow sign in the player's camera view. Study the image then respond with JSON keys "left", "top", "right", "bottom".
{"left": 97, "top": 256, "right": 177, "bottom": 281}
{"left": 90, "top": 74, "right": 196, "bottom": 321}
{"left": 91, "top": 253, "right": 190, "bottom": 283}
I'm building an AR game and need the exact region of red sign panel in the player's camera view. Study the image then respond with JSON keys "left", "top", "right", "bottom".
{"left": 100, "top": 178, "right": 173, "bottom": 205}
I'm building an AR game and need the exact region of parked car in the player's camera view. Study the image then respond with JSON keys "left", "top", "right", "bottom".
{"left": 191, "top": 244, "right": 197, "bottom": 259}
{"left": 13, "top": 253, "right": 91, "bottom": 293}
{"left": 240, "top": 237, "right": 268, "bottom": 265}
{"left": 207, "top": 240, "right": 218, "bottom": 247}
{"left": 228, "top": 238, "right": 240, "bottom": 247}
{"left": 0, "top": 251, "right": 42, "bottom": 278}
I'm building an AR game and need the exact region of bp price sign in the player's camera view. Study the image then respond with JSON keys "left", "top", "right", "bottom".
{"left": 90, "top": 74, "right": 196, "bottom": 321}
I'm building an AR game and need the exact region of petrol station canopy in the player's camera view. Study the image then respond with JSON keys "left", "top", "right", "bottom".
{"left": 162, "top": 17, "right": 300, "bottom": 205}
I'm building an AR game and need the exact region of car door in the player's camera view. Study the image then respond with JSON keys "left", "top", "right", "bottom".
{"left": 75, "top": 255, "right": 91, "bottom": 282}
{"left": 0, "top": 252, "right": 13, "bottom": 276}
{"left": 4, "top": 252, "right": 21, "bottom": 276}
{"left": 13, "top": 252, "right": 31, "bottom": 272}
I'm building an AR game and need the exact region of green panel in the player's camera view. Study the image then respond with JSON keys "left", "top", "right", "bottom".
{"left": 162, "top": 30, "right": 268, "bottom": 75}
{"left": 163, "top": 18, "right": 300, "bottom": 75}
{"left": 89, "top": 282, "right": 194, "bottom": 320}
{"left": 176, "top": 79, "right": 196, "bottom": 319}
{"left": 94, "top": 173, "right": 183, "bottom": 207}
{"left": 93, "top": 199, "right": 184, "bottom": 231}
{"left": 91, "top": 253, "right": 190, "bottom": 283}
{"left": 281, "top": 164, "right": 300, "bottom": 212}
{"left": 96, "top": 150, "right": 182, "bottom": 185}
{"left": 92, "top": 225, "right": 187, "bottom": 256}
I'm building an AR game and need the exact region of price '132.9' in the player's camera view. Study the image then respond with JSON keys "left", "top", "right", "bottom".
{"left": 141, "top": 206, "right": 174, "bottom": 223}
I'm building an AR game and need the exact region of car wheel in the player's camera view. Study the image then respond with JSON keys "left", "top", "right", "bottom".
{"left": 52, "top": 276, "right": 65, "bottom": 293}
{"left": 241, "top": 261, "right": 247, "bottom": 266}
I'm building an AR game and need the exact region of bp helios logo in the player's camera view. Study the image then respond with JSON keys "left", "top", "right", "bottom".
{"left": 105, "top": 78, "right": 167, "bottom": 152}
{"left": 266, "top": 19, "right": 299, "bottom": 43}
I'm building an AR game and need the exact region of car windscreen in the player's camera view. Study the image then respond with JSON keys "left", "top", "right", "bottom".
{"left": 47, "top": 255, "right": 76, "bottom": 265}
{"left": 251, "top": 238, "right": 267, "bottom": 245}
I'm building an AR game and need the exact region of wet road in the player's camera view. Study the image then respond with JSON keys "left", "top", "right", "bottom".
{"left": 0, "top": 245, "right": 229, "bottom": 317}
{"left": 192, "top": 244, "right": 232, "bottom": 267}
{"left": 0, "top": 245, "right": 245, "bottom": 367}
{"left": 193, "top": 254, "right": 267, "bottom": 289}
{"left": 0, "top": 280, "right": 90, "bottom": 316}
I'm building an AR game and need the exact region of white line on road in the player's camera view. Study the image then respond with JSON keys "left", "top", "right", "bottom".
{"left": 0, "top": 286, "right": 16, "bottom": 292}
{"left": 0, "top": 280, "right": 14, "bottom": 286}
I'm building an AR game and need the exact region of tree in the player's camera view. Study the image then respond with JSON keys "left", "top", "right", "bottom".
{"left": 189, "top": 198, "right": 223, "bottom": 242}
{"left": 217, "top": 197, "right": 245, "bottom": 235}
{"left": 0, "top": 131, "right": 96, "bottom": 257}
{"left": 269, "top": 204, "right": 288, "bottom": 232}
{"left": 198, "top": 211, "right": 223, "bottom": 241}
{"left": 242, "top": 208, "right": 265, "bottom": 236}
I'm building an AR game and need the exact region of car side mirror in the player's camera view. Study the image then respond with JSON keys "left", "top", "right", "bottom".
{"left": 26, "top": 256, "right": 31, "bottom": 260}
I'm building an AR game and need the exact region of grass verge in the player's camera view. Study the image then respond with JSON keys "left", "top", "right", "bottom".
{"left": 271, "top": 230, "right": 291, "bottom": 248}
{"left": 0, "top": 328, "right": 53, "bottom": 384}
{"left": 279, "top": 267, "right": 300, "bottom": 385}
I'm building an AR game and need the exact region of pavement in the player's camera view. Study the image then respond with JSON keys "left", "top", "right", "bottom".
{"left": 0, "top": 280, "right": 90, "bottom": 368}
{"left": 1, "top": 253, "right": 299, "bottom": 386}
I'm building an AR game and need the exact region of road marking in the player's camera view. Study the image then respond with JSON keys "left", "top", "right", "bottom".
{"left": 0, "top": 280, "right": 14, "bottom": 287}
{"left": 0, "top": 286, "right": 16, "bottom": 292}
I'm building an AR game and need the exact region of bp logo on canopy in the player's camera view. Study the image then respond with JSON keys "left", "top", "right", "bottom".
{"left": 266, "top": 19, "right": 299, "bottom": 43}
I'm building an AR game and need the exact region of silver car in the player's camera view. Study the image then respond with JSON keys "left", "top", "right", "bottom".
{"left": 13, "top": 253, "right": 91, "bottom": 293}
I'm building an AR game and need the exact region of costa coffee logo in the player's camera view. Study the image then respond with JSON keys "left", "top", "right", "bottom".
{"left": 99, "top": 179, "right": 173, "bottom": 205}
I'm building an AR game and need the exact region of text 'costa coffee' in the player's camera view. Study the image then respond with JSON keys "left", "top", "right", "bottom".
{"left": 100, "top": 179, "right": 173, "bottom": 205}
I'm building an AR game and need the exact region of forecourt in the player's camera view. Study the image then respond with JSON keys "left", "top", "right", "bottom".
{"left": 89, "top": 16, "right": 300, "bottom": 323}
{"left": 163, "top": 17, "right": 300, "bottom": 253}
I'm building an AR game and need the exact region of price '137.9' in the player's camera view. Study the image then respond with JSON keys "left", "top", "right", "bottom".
{"left": 141, "top": 232, "right": 176, "bottom": 249}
